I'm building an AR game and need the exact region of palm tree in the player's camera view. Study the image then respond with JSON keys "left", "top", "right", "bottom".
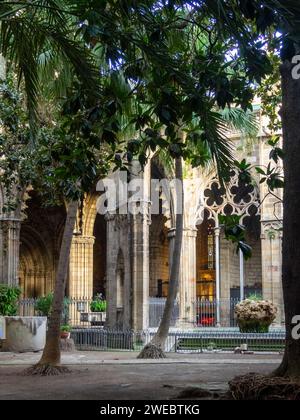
{"left": 138, "top": 107, "right": 258, "bottom": 359}
{"left": 0, "top": 0, "right": 99, "bottom": 125}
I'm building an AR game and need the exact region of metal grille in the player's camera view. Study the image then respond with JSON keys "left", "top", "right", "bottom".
{"left": 71, "top": 328, "right": 285, "bottom": 354}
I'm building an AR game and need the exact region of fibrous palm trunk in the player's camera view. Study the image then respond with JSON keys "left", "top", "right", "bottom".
{"left": 25, "top": 200, "right": 79, "bottom": 375}
{"left": 138, "top": 157, "right": 184, "bottom": 358}
{"left": 274, "top": 60, "right": 300, "bottom": 379}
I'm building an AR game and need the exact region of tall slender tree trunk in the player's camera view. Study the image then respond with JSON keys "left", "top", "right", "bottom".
{"left": 26, "top": 200, "right": 79, "bottom": 375}
{"left": 274, "top": 60, "right": 300, "bottom": 379}
{"left": 138, "top": 157, "right": 184, "bottom": 358}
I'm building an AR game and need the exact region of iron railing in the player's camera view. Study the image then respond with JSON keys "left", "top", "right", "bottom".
{"left": 173, "top": 330, "right": 285, "bottom": 353}
{"left": 18, "top": 297, "right": 94, "bottom": 327}
{"left": 149, "top": 298, "right": 179, "bottom": 328}
{"left": 71, "top": 328, "right": 285, "bottom": 353}
{"left": 17, "top": 296, "right": 282, "bottom": 329}
{"left": 17, "top": 298, "right": 285, "bottom": 353}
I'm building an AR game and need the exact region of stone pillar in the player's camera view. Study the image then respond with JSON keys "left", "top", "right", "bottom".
{"left": 169, "top": 228, "right": 197, "bottom": 328}
{"left": 130, "top": 160, "right": 151, "bottom": 331}
{"left": 0, "top": 218, "right": 21, "bottom": 286}
{"left": 215, "top": 224, "right": 221, "bottom": 327}
{"left": 69, "top": 235, "right": 95, "bottom": 298}
{"left": 131, "top": 211, "right": 151, "bottom": 331}
{"left": 105, "top": 214, "right": 118, "bottom": 328}
{"left": 261, "top": 222, "right": 284, "bottom": 325}
{"left": 220, "top": 235, "right": 232, "bottom": 327}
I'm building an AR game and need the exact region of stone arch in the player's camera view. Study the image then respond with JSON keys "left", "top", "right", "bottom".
{"left": 150, "top": 158, "right": 171, "bottom": 297}
{"left": 82, "top": 194, "right": 98, "bottom": 237}
{"left": 71, "top": 192, "right": 107, "bottom": 298}
{"left": 194, "top": 172, "right": 263, "bottom": 313}
{"left": 19, "top": 191, "right": 66, "bottom": 297}
{"left": 19, "top": 226, "right": 53, "bottom": 297}
{"left": 196, "top": 209, "right": 216, "bottom": 301}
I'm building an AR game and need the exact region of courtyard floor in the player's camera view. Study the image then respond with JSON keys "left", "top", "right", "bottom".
{"left": 0, "top": 352, "right": 282, "bottom": 400}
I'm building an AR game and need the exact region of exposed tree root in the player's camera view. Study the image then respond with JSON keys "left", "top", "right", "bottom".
{"left": 22, "top": 364, "right": 72, "bottom": 376}
{"left": 137, "top": 343, "right": 166, "bottom": 359}
{"left": 229, "top": 373, "right": 300, "bottom": 400}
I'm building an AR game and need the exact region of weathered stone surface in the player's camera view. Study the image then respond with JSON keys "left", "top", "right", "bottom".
{"left": 60, "top": 339, "right": 76, "bottom": 353}
{"left": 2, "top": 317, "right": 47, "bottom": 353}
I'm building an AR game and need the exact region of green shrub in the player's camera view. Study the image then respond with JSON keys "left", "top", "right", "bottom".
{"left": 247, "top": 293, "right": 263, "bottom": 302}
{"left": 34, "top": 293, "right": 53, "bottom": 317}
{"left": 235, "top": 299, "right": 277, "bottom": 334}
{"left": 0, "top": 284, "right": 21, "bottom": 316}
{"left": 238, "top": 319, "right": 270, "bottom": 333}
{"left": 35, "top": 292, "right": 70, "bottom": 323}
{"left": 60, "top": 325, "right": 71, "bottom": 333}
{"left": 90, "top": 295, "right": 107, "bottom": 313}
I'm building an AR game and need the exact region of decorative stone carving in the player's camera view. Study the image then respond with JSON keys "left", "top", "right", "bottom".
{"left": 261, "top": 220, "right": 283, "bottom": 239}
{"left": 200, "top": 172, "right": 261, "bottom": 224}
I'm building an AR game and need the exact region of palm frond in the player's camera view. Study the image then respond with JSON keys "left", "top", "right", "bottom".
{"left": 196, "top": 111, "right": 234, "bottom": 181}
{"left": 220, "top": 107, "right": 259, "bottom": 139}
{"left": 0, "top": 1, "right": 99, "bottom": 127}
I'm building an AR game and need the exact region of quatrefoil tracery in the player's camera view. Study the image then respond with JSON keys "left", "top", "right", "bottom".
{"left": 201, "top": 172, "right": 260, "bottom": 224}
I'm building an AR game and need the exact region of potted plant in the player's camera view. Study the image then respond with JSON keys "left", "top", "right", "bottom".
{"left": 34, "top": 293, "right": 53, "bottom": 317}
{"left": 0, "top": 284, "right": 47, "bottom": 352}
{"left": 90, "top": 294, "right": 107, "bottom": 325}
{"left": 60, "top": 325, "right": 71, "bottom": 340}
{"left": 90, "top": 294, "right": 107, "bottom": 314}
{"left": 235, "top": 296, "right": 278, "bottom": 333}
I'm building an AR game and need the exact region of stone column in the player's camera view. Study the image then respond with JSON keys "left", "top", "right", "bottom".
{"left": 131, "top": 210, "right": 151, "bottom": 331}
{"left": 261, "top": 222, "right": 284, "bottom": 325}
{"left": 220, "top": 235, "right": 232, "bottom": 327}
{"left": 69, "top": 235, "right": 95, "bottom": 298}
{"left": 106, "top": 213, "right": 118, "bottom": 328}
{"left": 129, "top": 160, "right": 151, "bottom": 331}
{"left": 105, "top": 213, "right": 132, "bottom": 330}
{"left": 0, "top": 218, "right": 21, "bottom": 286}
{"left": 169, "top": 228, "right": 197, "bottom": 328}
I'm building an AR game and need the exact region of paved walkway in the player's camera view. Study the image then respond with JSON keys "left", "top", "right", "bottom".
{"left": 0, "top": 351, "right": 282, "bottom": 365}
{"left": 0, "top": 352, "right": 282, "bottom": 400}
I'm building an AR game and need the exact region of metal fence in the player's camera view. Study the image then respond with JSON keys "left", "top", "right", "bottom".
{"left": 18, "top": 296, "right": 277, "bottom": 330}
{"left": 195, "top": 298, "right": 240, "bottom": 327}
{"left": 149, "top": 297, "right": 241, "bottom": 328}
{"left": 71, "top": 328, "right": 285, "bottom": 354}
{"left": 17, "top": 298, "right": 285, "bottom": 354}
{"left": 149, "top": 298, "right": 179, "bottom": 328}
{"left": 173, "top": 330, "right": 285, "bottom": 353}
{"left": 72, "top": 329, "right": 149, "bottom": 352}
{"left": 18, "top": 297, "right": 94, "bottom": 327}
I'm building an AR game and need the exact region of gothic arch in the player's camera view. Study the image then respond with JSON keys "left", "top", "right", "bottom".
{"left": 82, "top": 194, "right": 98, "bottom": 237}
{"left": 75, "top": 193, "right": 107, "bottom": 297}
{"left": 19, "top": 226, "right": 53, "bottom": 297}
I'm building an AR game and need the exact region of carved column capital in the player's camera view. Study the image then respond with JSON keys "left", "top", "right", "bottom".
{"left": 261, "top": 219, "right": 283, "bottom": 240}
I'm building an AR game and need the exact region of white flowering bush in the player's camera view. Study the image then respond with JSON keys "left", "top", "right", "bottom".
{"left": 235, "top": 299, "right": 278, "bottom": 333}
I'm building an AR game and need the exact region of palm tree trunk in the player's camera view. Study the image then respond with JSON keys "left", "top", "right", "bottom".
{"left": 138, "top": 157, "right": 184, "bottom": 358}
{"left": 273, "top": 60, "right": 300, "bottom": 379}
{"left": 25, "top": 200, "right": 79, "bottom": 375}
